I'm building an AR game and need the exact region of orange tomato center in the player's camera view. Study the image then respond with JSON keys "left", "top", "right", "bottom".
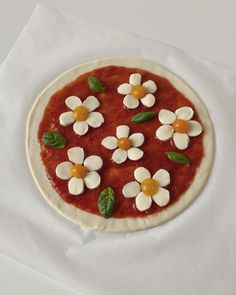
{"left": 73, "top": 106, "right": 89, "bottom": 121}
{"left": 131, "top": 85, "right": 147, "bottom": 99}
{"left": 172, "top": 119, "right": 189, "bottom": 133}
{"left": 71, "top": 164, "right": 87, "bottom": 178}
{"left": 117, "top": 137, "right": 132, "bottom": 150}
{"left": 141, "top": 178, "right": 159, "bottom": 196}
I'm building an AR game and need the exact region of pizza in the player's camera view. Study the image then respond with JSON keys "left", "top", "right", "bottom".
{"left": 26, "top": 57, "right": 214, "bottom": 232}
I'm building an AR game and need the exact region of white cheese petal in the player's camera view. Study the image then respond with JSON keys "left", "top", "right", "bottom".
{"left": 59, "top": 111, "right": 74, "bottom": 126}
{"left": 87, "top": 112, "right": 104, "bottom": 128}
{"left": 65, "top": 96, "right": 82, "bottom": 110}
{"left": 173, "top": 133, "right": 190, "bottom": 150}
{"left": 116, "top": 125, "right": 130, "bottom": 139}
{"left": 117, "top": 83, "right": 132, "bottom": 95}
{"left": 129, "top": 133, "right": 145, "bottom": 147}
{"left": 68, "top": 177, "right": 84, "bottom": 195}
{"left": 141, "top": 94, "right": 155, "bottom": 107}
{"left": 84, "top": 155, "right": 103, "bottom": 171}
{"left": 73, "top": 121, "right": 89, "bottom": 136}
{"left": 127, "top": 147, "right": 144, "bottom": 161}
{"left": 156, "top": 125, "right": 174, "bottom": 141}
{"left": 129, "top": 73, "right": 141, "bottom": 86}
{"left": 101, "top": 136, "right": 118, "bottom": 150}
{"left": 135, "top": 192, "right": 152, "bottom": 212}
{"left": 152, "top": 169, "right": 170, "bottom": 187}
{"left": 158, "top": 109, "right": 176, "bottom": 124}
{"left": 55, "top": 162, "right": 72, "bottom": 180}
{"left": 112, "top": 148, "right": 128, "bottom": 164}
{"left": 142, "top": 80, "right": 157, "bottom": 93}
{"left": 67, "top": 147, "right": 84, "bottom": 164}
{"left": 187, "top": 120, "right": 203, "bottom": 137}
{"left": 152, "top": 187, "right": 170, "bottom": 207}
{"left": 123, "top": 95, "right": 139, "bottom": 109}
{"left": 82, "top": 95, "right": 100, "bottom": 112}
{"left": 122, "top": 181, "right": 140, "bottom": 198}
{"left": 134, "top": 167, "right": 151, "bottom": 183}
{"left": 84, "top": 171, "right": 101, "bottom": 189}
{"left": 175, "top": 107, "right": 194, "bottom": 121}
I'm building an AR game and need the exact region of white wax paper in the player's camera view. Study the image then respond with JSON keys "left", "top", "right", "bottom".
{"left": 0, "top": 4, "right": 236, "bottom": 295}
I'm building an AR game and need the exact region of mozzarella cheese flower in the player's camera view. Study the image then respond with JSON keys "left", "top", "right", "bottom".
{"left": 55, "top": 147, "right": 103, "bottom": 195}
{"left": 59, "top": 96, "right": 104, "bottom": 136}
{"left": 101, "top": 125, "right": 145, "bottom": 164}
{"left": 123, "top": 167, "right": 171, "bottom": 212}
{"left": 156, "top": 107, "right": 203, "bottom": 150}
{"left": 117, "top": 73, "right": 157, "bottom": 109}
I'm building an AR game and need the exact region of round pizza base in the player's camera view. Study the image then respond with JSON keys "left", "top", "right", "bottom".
{"left": 26, "top": 57, "right": 214, "bottom": 233}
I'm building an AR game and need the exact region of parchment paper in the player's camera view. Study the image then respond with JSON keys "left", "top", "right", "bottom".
{"left": 0, "top": 4, "right": 236, "bottom": 295}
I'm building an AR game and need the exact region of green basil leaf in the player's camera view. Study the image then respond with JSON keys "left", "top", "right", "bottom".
{"left": 88, "top": 76, "right": 105, "bottom": 93}
{"left": 131, "top": 111, "right": 156, "bottom": 123}
{"left": 166, "top": 152, "right": 190, "bottom": 165}
{"left": 98, "top": 187, "right": 116, "bottom": 219}
{"left": 42, "top": 131, "right": 67, "bottom": 149}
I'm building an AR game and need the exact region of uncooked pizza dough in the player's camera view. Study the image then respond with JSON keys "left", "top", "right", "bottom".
{"left": 26, "top": 57, "right": 214, "bottom": 232}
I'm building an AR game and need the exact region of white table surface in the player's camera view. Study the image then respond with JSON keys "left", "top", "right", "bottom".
{"left": 0, "top": 0, "right": 235, "bottom": 294}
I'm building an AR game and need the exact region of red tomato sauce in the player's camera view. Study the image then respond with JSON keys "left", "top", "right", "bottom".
{"left": 38, "top": 66, "right": 204, "bottom": 218}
